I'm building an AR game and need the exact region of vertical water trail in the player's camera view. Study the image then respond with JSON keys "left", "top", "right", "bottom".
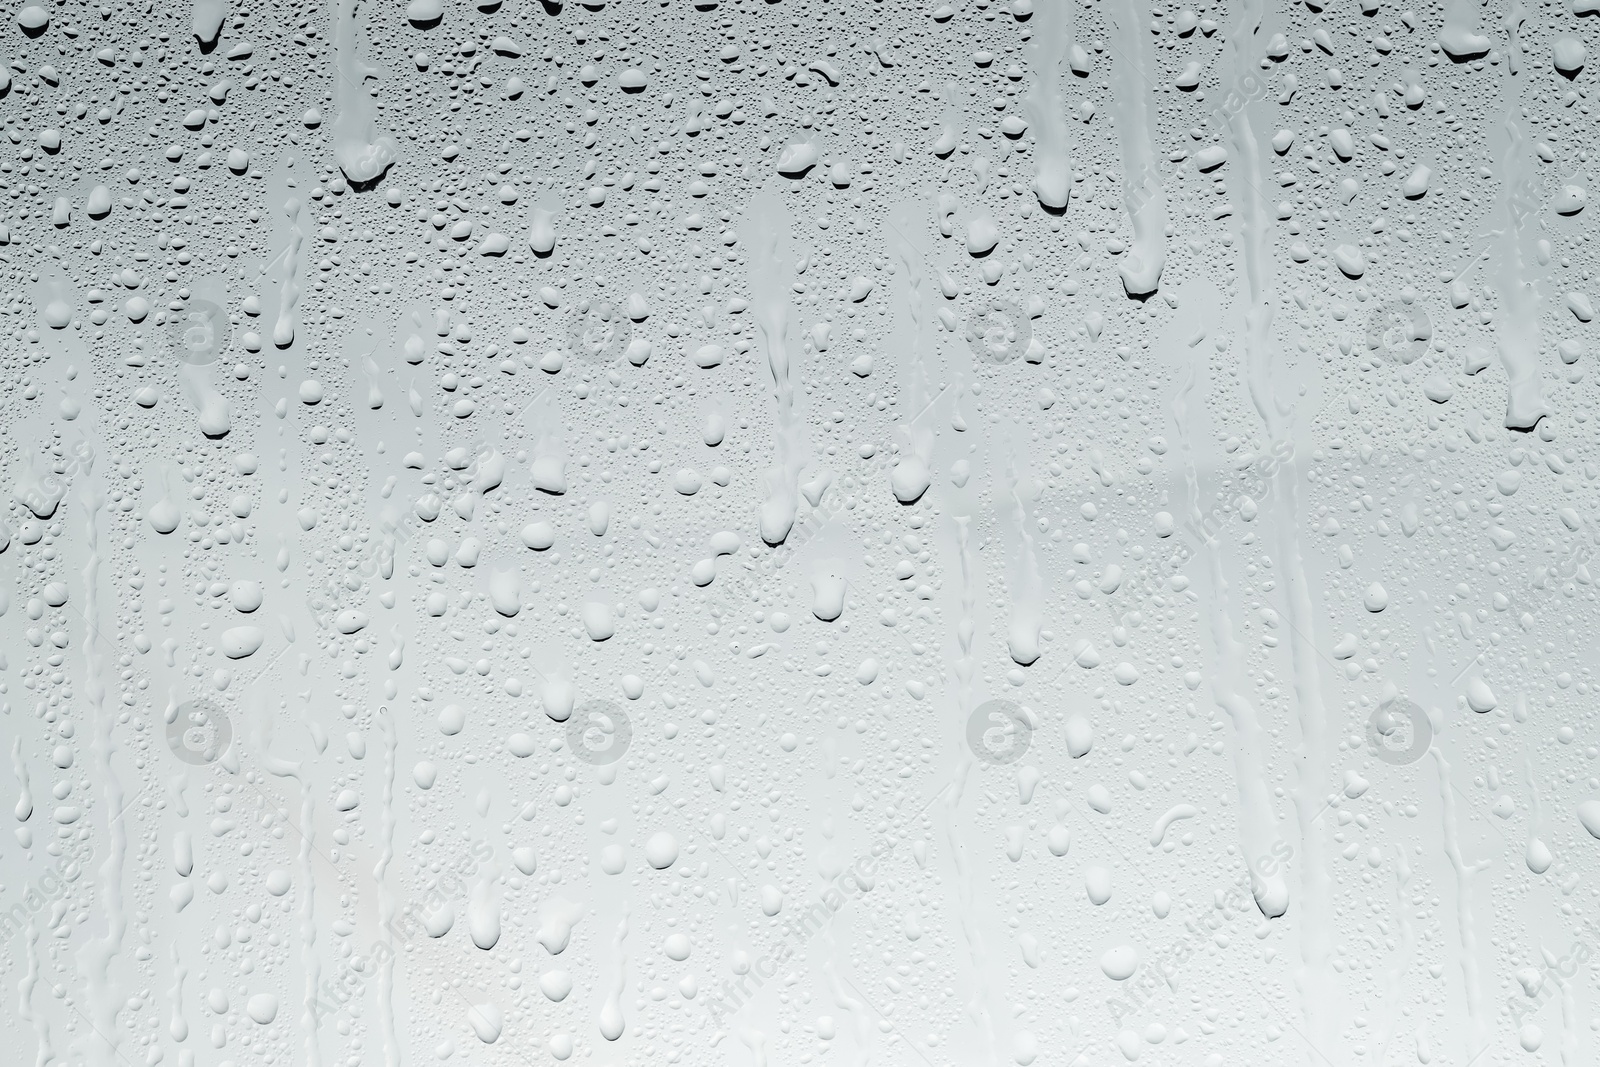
{"left": 12, "top": 736, "right": 31, "bottom": 841}
{"left": 176, "top": 362, "right": 232, "bottom": 439}
{"left": 1219, "top": 0, "right": 1333, "bottom": 1046}
{"left": 190, "top": 0, "right": 225, "bottom": 47}
{"left": 273, "top": 196, "right": 305, "bottom": 350}
{"left": 823, "top": 953, "right": 871, "bottom": 1067}
{"left": 737, "top": 1026, "right": 768, "bottom": 1067}
{"left": 1428, "top": 740, "right": 1490, "bottom": 1060}
{"left": 467, "top": 860, "right": 501, "bottom": 953}
{"left": 933, "top": 82, "right": 964, "bottom": 160}
{"left": 330, "top": 0, "right": 398, "bottom": 185}
{"left": 1022, "top": 0, "right": 1075, "bottom": 213}
{"left": 167, "top": 947, "right": 188, "bottom": 1051}
{"left": 74, "top": 491, "right": 127, "bottom": 1067}
{"left": 297, "top": 791, "right": 321, "bottom": 1067}
{"left": 1439, "top": 0, "right": 1491, "bottom": 60}
{"left": 1003, "top": 450, "right": 1044, "bottom": 668}
{"left": 598, "top": 906, "right": 629, "bottom": 1041}
{"left": 1554, "top": 944, "right": 1579, "bottom": 1066}
{"left": 1220, "top": 3, "right": 1278, "bottom": 428}
{"left": 1173, "top": 364, "right": 1287, "bottom": 918}
{"left": 885, "top": 208, "right": 936, "bottom": 504}
{"left": 1491, "top": 22, "right": 1552, "bottom": 430}
{"left": 1269, "top": 420, "right": 1336, "bottom": 1047}
{"left": 1375, "top": 843, "right": 1414, "bottom": 1062}
{"left": 1526, "top": 751, "right": 1551, "bottom": 874}
{"left": 941, "top": 517, "right": 998, "bottom": 1064}
{"left": 1548, "top": 943, "right": 1578, "bottom": 1067}
{"left": 259, "top": 719, "right": 321, "bottom": 1067}
{"left": 745, "top": 189, "right": 808, "bottom": 545}
{"left": 20, "top": 920, "right": 53, "bottom": 1067}
{"left": 375, "top": 707, "right": 400, "bottom": 1067}
{"left": 1107, "top": 0, "right": 1166, "bottom": 297}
